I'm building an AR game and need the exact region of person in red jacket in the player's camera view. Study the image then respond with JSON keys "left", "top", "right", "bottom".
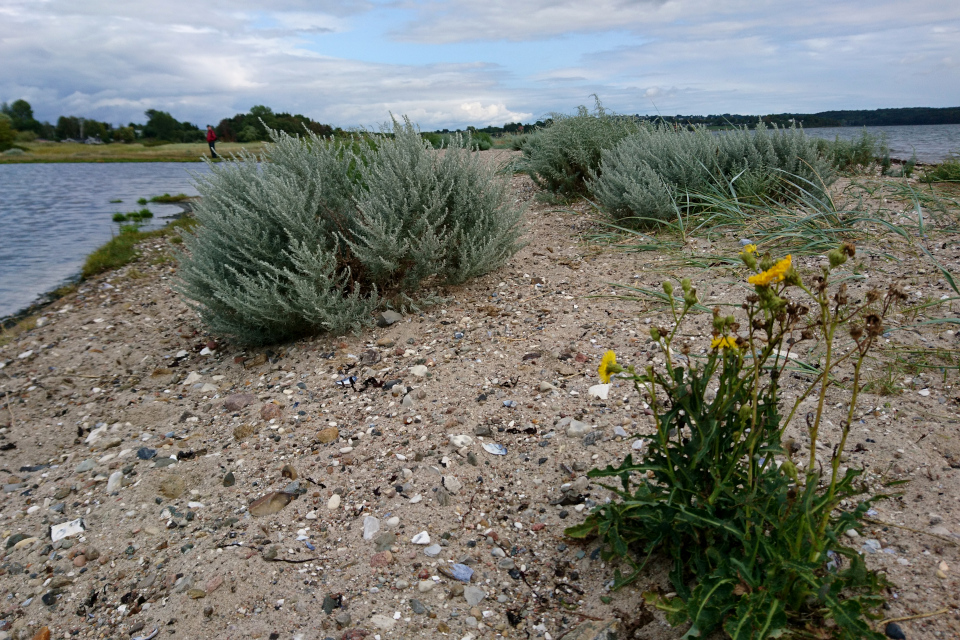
{"left": 206, "top": 125, "right": 218, "bottom": 159}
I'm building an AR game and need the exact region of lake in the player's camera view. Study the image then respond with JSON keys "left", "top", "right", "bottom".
{"left": 803, "top": 124, "right": 960, "bottom": 164}
{"left": 0, "top": 162, "right": 211, "bottom": 319}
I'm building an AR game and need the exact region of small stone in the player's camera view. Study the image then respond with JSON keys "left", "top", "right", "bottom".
{"left": 498, "top": 558, "right": 515, "bottom": 570}
{"left": 322, "top": 594, "right": 342, "bottom": 614}
{"left": 377, "top": 337, "right": 395, "bottom": 348}
{"left": 424, "top": 544, "right": 442, "bottom": 557}
{"left": 136, "top": 447, "right": 157, "bottom": 460}
{"left": 205, "top": 575, "right": 224, "bottom": 593}
{"left": 566, "top": 420, "right": 592, "bottom": 437}
{"left": 335, "top": 611, "right": 352, "bottom": 627}
{"left": 463, "top": 585, "right": 486, "bottom": 606}
{"left": 222, "top": 472, "right": 235, "bottom": 487}
{"left": 260, "top": 403, "right": 283, "bottom": 421}
{"left": 223, "top": 393, "right": 256, "bottom": 412}
{"left": 385, "top": 516, "right": 400, "bottom": 528}
{"left": 72, "top": 555, "right": 87, "bottom": 568}
{"left": 538, "top": 381, "right": 556, "bottom": 392}
{"left": 473, "top": 424, "right": 492, "bottom": 437}
{"left": 317, "top": 427, "right": 339, "bottom": 444}
{"left": 363, "top": 516, "right": 381, "bottom": 540}
{"left": 410, "top": 598, "right": 427, "bottom": 614}
{"left": 884, "top": 622, "right": 906, "bottom": 639}
{"left": 410, "top": 365, "right": 429, "bottom": 377}
{"left": 106, "top": 471, "right": 123, "bottom": 493}
{"left": 187, "top": 589, "right": 207, "bottom": 599}
{"left": 158, "top": 475, "right": 186, "bottom": 499}
{"left": 370, "top": 551, "right": 394, "bottom": 567}
{"left": 562, "top": 619, "right": 620, "bottom": 640}
{"left": 418, "top": 580, "right": 435, "bottom": 593}
{"left": 412, "top": 531, "right": 430, "bottom": 544}
{"left": 374, "top": 532, "right": 397, "bottom": 551}
{"left": 327, "top": 494, "right": 341, "bottom": 510}
{"left": 377, "top": 310, "right": 403, "bottom": 327}
{"left": 844, "top": 529, "right": 859, "bottom": 539}
{"left": 583, "top": 431, "right": 602, "bottom": 446}
{"left": 442, "top": 475, "right": 463, "bottom": 494}
{"left": 449, "top": 434, "right": 473, "bottom": 448}
{"left": 370, "top": 614, "right": 396, "bottom": 631}
{"left": 30, "top": 628, "right": 50, "bottom": 640}
{"left": 281, "top": 464, "right": 298, "bottom": 480}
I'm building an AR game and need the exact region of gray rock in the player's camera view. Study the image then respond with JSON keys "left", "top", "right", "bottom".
{"left": 566, "top": 420, "right": 592, "bottom": 437}
{"left": 410, "top": 598, "right": 427, "bottom": 615}
{"left": 473, "top": 424, "right": 492, "bottom": 437}
{"left": 374, "top": 532, "right": 396, "bottom": 552}
{"left": 424, "top": 544, "right": 442, "bottom": 557}
{"left": 363, "top": 516, "right": 380, "bottom": 540}
{"left": 463, "top": 585, "right": 486, "bottom": 606}
{"left": 334, "top": 612, "right": 352, "bottom": 627}
{"left": 75, "top": 460, "right": 95, "bottom": 473}
{"left": 442, "top": 475, "right": 463, "bottom": 494}
{"left": 377, "top": 310, "right": 403, "bottom": 327}
{"left": 583, "top": 431, "right": 602, "bottom": 446}
{"left": 498, "top": 558, "right": 515, "bottom": 570}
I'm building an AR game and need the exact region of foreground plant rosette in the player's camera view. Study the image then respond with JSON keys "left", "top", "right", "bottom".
{"left": 567, "top": 244, "right": 906, "bottom": 639}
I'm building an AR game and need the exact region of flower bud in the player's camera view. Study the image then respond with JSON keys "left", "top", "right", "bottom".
{"left": 650, "top": 327, "right": 661, "bottom": 341}
{"left": 662, "top": 281, "right": 674, "bottom": 296}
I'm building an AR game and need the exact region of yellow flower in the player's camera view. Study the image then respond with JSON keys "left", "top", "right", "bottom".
{"left": 748, "top": 254, "right": 792, "bottom": 286}
{"left": 598, "top": 350, "right": 618, "bottom": 383}
{"left": 711, "top": 336, "right": 739, "bottom": 350}
{"left": 742, "top": 244, "right": 757, "bottom": 254}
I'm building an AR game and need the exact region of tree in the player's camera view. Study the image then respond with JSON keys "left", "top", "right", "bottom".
{"left": 2, "top": 99, "right": 41, "bottom": 133}
{"left": 114, "top": 126, "right": 135, "bottom": 143}
{"left": 142, "top": 110, "right": 181, "bottom": 141}
{"left": 0, "top": 113, "right": 14, "bottom": 151}
{"left": 55, "top": 116, "right": 82, "bottom": 140}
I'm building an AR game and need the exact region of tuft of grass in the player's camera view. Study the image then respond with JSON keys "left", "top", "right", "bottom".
{"left": 920, "top": 158, "right": 960, "bottom": 184}
{"left": 137, "top": 197, "right": 147, "bottom": 205}
{"left": 82, "top": 217, "right": 196, "bottom": 279}
{"left": 0, "top": 315, "right": 37, "bottom": 346}
{"left": 109, "top": 198, "right": 122, "bottom": 203}
{"left": 149, "top": 192, "right": 191, "bottom": 203}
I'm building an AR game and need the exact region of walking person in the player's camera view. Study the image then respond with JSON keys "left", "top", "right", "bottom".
{"left": 206, "top": 125, "right": 218, "bottom": 159}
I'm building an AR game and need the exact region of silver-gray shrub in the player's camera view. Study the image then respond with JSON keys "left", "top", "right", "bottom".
{"left": 518, "top": 100, "right": 640, "bottom": 199}
{"left": 590, "top": 123, "right": 835, "bottom": 226}
{"left": 176, "top": 118, "right": 523, "bottom": 345}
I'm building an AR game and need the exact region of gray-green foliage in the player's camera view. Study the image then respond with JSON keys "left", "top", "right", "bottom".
{"left": 177, "top": 117, "right": 524, "bottom": 345}
{"left": 591, "top": 123, "right": 835, "bottom": 226}
{"left": 518, "top": 100, "right": 640, "bottom": 198}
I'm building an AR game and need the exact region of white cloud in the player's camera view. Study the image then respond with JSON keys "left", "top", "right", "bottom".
{"left": 0, "top": 0, "right": 957, "bottom": 130}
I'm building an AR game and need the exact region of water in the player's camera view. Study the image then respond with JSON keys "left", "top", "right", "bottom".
{"left": 0, "top": 162, "right": 211, "bottom": 319}
{"left": 803, "top": 124, "right": 960, "bottom": 164}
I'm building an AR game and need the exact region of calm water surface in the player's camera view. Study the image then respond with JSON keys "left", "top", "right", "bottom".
{"left": 2, "top": 126, "right": 959, "bottom": 319}
{"left": 0, "top": 162, "right": 211, "bottom": 319}
{"left": 804, "top": 124, "right": 960, "bottom": 164}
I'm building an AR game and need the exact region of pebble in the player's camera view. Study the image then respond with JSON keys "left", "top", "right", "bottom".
{"left": 451, "top": 563, "right": 474, "bottom": 582}
{"left": 449, "top": 434, "right": 473, "bottom": 448}
{"left": 363, "top": 516, "right": 380, "bottom": 540}
{"left": 442, "top": 475, "right": 463, "bottom": 494}
{"left": 411, "top": 531, "right": 431, "bottom": 544}
{"left": 316, "top": 427, "right": 339, "bottom": 443}
{"left": 884, "top": 622, "right": 906, "bottom": 639}
{"left": 565, "top": 420, "right": 592, "bottom": 437}
{"left": 370, "top": 551, "right": 394, "bottom": 567}
{"left": 327, "top": 494, "right": 341, "bottom": 510}
{"left": 136, "top": 447, "right": 157, "bottom": 460}
{"left": 463, "top": 585, "right": 486, "bottom": 606}
{"left": 410, "top": 365, "right": 429, "bottom": 377}
{"left": 424, "top": 544, "right": 442, "bottom": 557}
{"left": 106, "top": 471, "right": 123, "bottom": 493}
{"left": 417, "top": 580, "right": 435, "bottom": 592}
{"left": 410, "top": 598, "right": 427, "bottom": 614}
{"left": 75, "top": 459, "right": 95, "bottom": 473}
{"left": 222, "top": 471, "right": 235, "bottom": 487}
{"left": 370, "top": 614, "right": 396, "bottom": 631}
{"left": 385, "top": 516, "right": 400, "bottom": 528}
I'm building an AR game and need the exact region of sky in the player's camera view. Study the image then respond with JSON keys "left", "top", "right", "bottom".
{"left": 1, "top": 0, "right": 959, "bottom": 130}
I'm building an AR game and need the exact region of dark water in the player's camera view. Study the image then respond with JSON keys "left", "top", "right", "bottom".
{"left": 0, "top": 162, "right": 211, "bottom": 319}
{"left": 803, "top": 124, "right": 960, "bottom": 164}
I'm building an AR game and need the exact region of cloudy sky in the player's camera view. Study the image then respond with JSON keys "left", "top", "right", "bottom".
{"left": 1, "top": 0, "right": 958, "bottom": 130}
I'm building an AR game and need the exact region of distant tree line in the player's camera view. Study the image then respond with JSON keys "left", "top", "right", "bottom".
{"left": 0, "top": 99, "right": 336, "bottom": 147}
{"left": 636, "top": 107, "right": 960, "bottom": 129}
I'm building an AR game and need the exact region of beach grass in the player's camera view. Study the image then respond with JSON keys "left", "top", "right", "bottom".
{"left": 81, "top": 217, "right": 196, "bottom": 278}
{"left": 0, "top": 141, "right": 268, "bottom": 163}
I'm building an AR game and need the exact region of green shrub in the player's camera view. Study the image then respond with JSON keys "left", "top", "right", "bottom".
{"left": 176, "top": 117, "right": 524, "bottom": 345}
{"left": 591, "top": 124, "right": 835, "bottom": 226}
{"left": 920, "top": 158, "right": 960, "bottom": 183}
{"left": 518, "top": 99, "right": 640, "bottom": 198}
{"left": 237, "top": 125, "right": 261, "bottom": 143}
{"left": 568, "top": 247, "right": 902, "bottom": 638}
{"left": 149, "top": 193, "right": 191, "bottom": 203}
{"left": 815, "top": 130, "right": 888, "bottom": 172}
{"left": 112, "top": 212, "right": 127, "bottom": 222}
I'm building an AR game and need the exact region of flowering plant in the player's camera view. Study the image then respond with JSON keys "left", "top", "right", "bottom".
{"left": 567, "top": 244, "right": 904, "bottom": 639}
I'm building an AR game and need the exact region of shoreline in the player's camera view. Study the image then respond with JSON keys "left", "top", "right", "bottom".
{"left": 1, "top": 202, "right": 195, "bottom": 329}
